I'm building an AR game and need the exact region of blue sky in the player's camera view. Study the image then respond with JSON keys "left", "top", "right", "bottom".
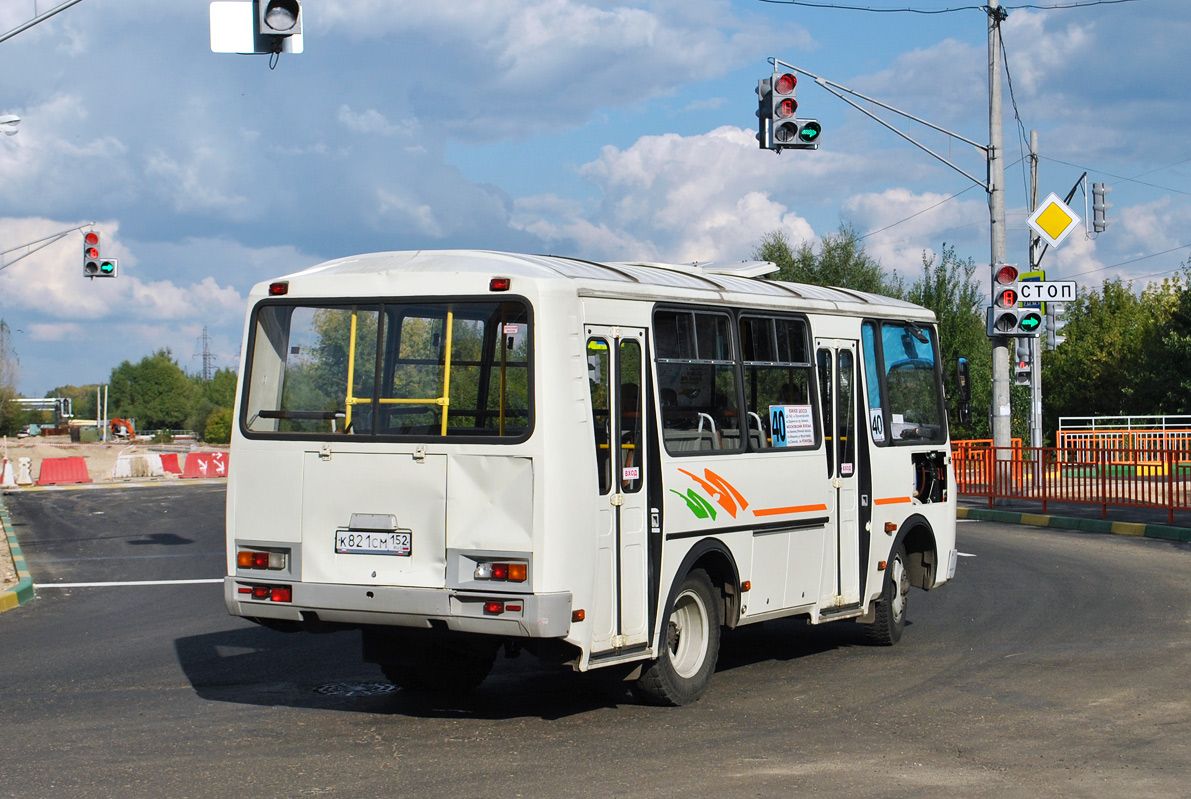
{"left": 2, "top": 0, "right": 1188, "bottom": 397}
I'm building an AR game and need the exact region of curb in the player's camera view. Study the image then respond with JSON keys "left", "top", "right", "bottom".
{"left": 956, "top": 506, "right": 1191, "bottom": 543}
{"left": 0, "top": 494, "right": 35, "bottom": 612}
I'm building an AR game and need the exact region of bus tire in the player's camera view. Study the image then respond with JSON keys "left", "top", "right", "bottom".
{"left": 866, "top": 544, "right": 908, "bottom": 646}
{"left": 633, "top": 569, "right": 721, "bottom": 706}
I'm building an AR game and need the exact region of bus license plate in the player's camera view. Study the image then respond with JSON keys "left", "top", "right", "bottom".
{"left": 335, "top": 530, "right": 412, "bottom": 556}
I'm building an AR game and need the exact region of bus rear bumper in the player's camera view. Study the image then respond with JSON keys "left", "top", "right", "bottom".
{"left": 224, "top": 577, "right": 572, "bottom": 638}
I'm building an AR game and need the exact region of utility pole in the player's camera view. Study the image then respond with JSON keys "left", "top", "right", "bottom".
{"left": 1028, "top": 130, "right": 1043, "bottom": 449}
{"left": 987, "top": 0, "right": 1012, "bottom": 454}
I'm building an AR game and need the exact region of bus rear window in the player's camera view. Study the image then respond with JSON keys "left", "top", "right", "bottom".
{"left": 242, "top": 299, "right": 532, "bottom": 440}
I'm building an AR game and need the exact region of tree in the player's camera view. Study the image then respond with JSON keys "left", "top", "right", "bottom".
{"left": 754, "top": 223, "right": 905, "bottom": 298}
{"left": 108, "top": 349, "right": 198, "bottom": 430}
{"left": 907, "top": 245, "right": 991, "bottom": 440}
{"left": 0, "top": 320, "right": 21, "bottom": 436}
{"left": 1042, "top": 278, "right": 1155, "bottom": 434}
{"left": 203, "top": 407, "right": 233, "bottom": 444}
{"left": 45, "top": 384, "right": 102, "bottom": 421}
{"left": 1135, "top": 266, "right": 1191, "bottom": 413}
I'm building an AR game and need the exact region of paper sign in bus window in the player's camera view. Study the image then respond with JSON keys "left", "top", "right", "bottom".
{"left": 769, "top": 404, "right": 815, "bottom": 448}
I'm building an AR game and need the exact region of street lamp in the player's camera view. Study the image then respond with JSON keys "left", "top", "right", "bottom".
{"left": 0, "top": 114, "right": 19, "bottom": 136}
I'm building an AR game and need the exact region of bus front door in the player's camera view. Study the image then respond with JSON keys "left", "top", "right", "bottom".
{"left": 816, "top": 339, "right": 863, "bottom": 608}
{"left": 586, "top": 326, "right": 650, "bottom": 656}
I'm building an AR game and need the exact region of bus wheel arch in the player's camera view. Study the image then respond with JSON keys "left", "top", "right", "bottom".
{"left": 670, "top": 538, "right": 742, "bottom": 630}
{"left": 897, "top": 514, "right": 939, "bottom": 591}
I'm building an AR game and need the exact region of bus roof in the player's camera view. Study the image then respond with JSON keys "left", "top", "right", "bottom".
{"left": 277, "top": 249, "right": 935, "bottom": 322}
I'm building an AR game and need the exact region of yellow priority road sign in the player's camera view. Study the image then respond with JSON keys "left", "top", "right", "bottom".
{"left": 1028, "top": 193, "right": 1081, "bottom": 248}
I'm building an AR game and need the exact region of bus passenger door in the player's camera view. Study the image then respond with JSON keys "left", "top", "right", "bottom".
{"left": 586, "top": 326, "right": 650, "bottom": 654}
{"left": 816, "top": 340, "right": 862, "bottom": 608}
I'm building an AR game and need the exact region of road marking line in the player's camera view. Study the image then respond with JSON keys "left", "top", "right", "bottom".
{"left": 957, "top": 552, "right": 977, "bottom": 558}
{"left": 34, "top": 578, "right": 223, "bottom": 588}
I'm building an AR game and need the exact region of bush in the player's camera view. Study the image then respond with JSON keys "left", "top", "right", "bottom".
{"left": 204, "top": 407, "right": 233, "bottom": 444}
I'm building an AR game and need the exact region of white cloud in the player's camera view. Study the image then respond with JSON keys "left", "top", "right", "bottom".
{"left": 28, "top": 323, "right": 83, "bottom": 342}
{"left": 338, "top": 105, "right": 416, "bottom": 137}
{"left": 513, "top": 126, "right": 821, "bottom": 262}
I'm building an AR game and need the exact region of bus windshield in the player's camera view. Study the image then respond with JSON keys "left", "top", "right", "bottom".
{"left": 242, "top": 299, "right": 532, "bottom": 440}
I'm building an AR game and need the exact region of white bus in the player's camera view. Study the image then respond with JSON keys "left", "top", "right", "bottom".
{"left": 225, "top": 250, "right": 958, "bottom": 705}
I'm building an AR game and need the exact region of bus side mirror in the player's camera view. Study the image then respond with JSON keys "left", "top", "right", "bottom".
{"left": 956, "top": 357, "right": 972, "bottom": 425}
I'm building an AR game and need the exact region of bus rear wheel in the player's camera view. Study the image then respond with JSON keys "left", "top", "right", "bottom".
{"left": 866, "top": 544, "right": 908, "bottom": 646}
{"left": 633, "top": 569, "right": 721, "bottom": 706}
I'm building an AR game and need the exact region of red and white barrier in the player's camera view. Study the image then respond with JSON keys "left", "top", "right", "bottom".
{"left": 36, "top": 456, "right": 92, "bottom": 486}
{"left": 181, "top": 451, "right": 229, "bottom": 479}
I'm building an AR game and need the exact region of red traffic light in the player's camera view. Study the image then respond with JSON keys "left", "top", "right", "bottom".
{"left": 994, "top": 288, "right": 1018, "bottom": 308}
{"left": 994, "top": 264, "right": 1019, "bottom": 285}
{"left": 775, "top": 98, "right": 797, "bottom": 119}
{"left": 774, "top": 72, "right": 797, "bottom": 95}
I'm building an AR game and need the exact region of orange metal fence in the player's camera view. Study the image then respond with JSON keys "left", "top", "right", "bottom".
{"left": 951, "top": 442, "right": 1191, "bottom": 524}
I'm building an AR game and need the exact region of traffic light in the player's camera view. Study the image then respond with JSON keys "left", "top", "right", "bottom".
{"left": 1092, "top": 182, "right": 1111, "bottom": 233}
{"left": 770, "top": 70, "right": 798, "bottom": 146}
{"left": 259, "top": 0, "right": 301, "bottom": 37}
{"left": 756, "top": 77, "right": 772, "bottom": 150}
{"left": 792, "top": 119, "right": 821, "bottom": 149}
{"left": 987, "top": 305, "right": 1042, "bottom": 337}
{"left": 1013, "top": 338, "right": 1032, "bottom": 385}
{"left": 82, "top": 230, "right": 117, "bottom": 278}
{"left": 987, "top": 263, "right": 1041, "bottom": 336}
{"left": 992, "top": 263, "right": 1020, "bottom": 311}
{"left": 1046, "top": 302, "right": 1068, "bottom": 349}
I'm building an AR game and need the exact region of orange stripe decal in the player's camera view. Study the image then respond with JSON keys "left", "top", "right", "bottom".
{"left": 752, "top": 503, "right": 829, "bottom": 517}
{"left": 874, "top": 496, "right": 913, "bottom": 506}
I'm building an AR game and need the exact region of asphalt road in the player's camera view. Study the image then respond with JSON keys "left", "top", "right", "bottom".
{"left": 1, "top": 485, "right": 1189, "bottom": 799}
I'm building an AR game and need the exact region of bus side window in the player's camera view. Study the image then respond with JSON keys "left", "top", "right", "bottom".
{"left": 587, "top": 338, "right": 612, "bottom": 495}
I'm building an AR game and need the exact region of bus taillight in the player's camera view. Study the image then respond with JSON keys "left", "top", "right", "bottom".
{"left": 474, "top": 561, "right": 528, "bottom": 582}
{"left": 237, "top": 548, "right": 286, "bottom": 570}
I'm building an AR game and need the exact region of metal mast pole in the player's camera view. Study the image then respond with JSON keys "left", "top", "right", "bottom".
{"left": 988, "top": 0, "right": 1012, "bottom": 453}
{"left": 1028, "top": 130, "right": 1043, "bottom": 449}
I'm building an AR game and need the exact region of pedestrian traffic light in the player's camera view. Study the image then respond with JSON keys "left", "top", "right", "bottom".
{"left": 1092, "top": 182, "right": 1111, "bottom": 233}
{"left": 1013, "top": 338, "right": 1032, "bottom": 385}
{"left": 259, "top": 0, "right": 301, "bottom": 37}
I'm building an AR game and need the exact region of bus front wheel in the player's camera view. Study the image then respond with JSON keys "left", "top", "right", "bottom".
{"left": 866, "top": 544, "right": 908, "bottom": 646}
{"left": 633, "top": 569, "right": 721, "bottom": 706}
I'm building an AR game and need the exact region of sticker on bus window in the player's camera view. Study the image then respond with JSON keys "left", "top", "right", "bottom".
{"left": 622, "top": 466, "right": 640, "bottom": 481}
{"left": 769, "top": 404, "right": 815, "bottom": 448}
{"left": 842, "top": 463, "right": 854, "bottom": 476}
{"left": 503, "top": 324, "right": 520, "bottom": 335}
{"left": 870, "top": 408, "right": 886, "bottom": 443}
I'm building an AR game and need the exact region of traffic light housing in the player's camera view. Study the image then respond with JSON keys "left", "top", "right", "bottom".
{"left": 757, "top": 70, "right": 822, "bottom": 152}
{"left": 1092, "top": 182, "right": 1111, "bottom": 233}
{"left": 986, "top": 263, "right": 1040, "bottom": 336}
{"left": 83, "top": 230, "right": 117, "bottom": 278}
{"left": 1046, "top": 302, "right": 1068, "bottom": 349}
{"left": 987, "top": 306, "right": 1042, "bottom": 337}
{"left": 770, "top": 70, "right": 798, "bottom": 146}
{"left": 259, "top": 0, "right": 301, "bottom": 37}
{"left": 756, "top": 77, "right": 772, "bottom": 150}
{"left": 1013, "top": 338, "right": 1032, "bottom": 385}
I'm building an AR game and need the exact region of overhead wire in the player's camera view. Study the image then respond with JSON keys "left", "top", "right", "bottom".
{"left": 755, "top": 0, "right": 1150, "bottom": 12}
